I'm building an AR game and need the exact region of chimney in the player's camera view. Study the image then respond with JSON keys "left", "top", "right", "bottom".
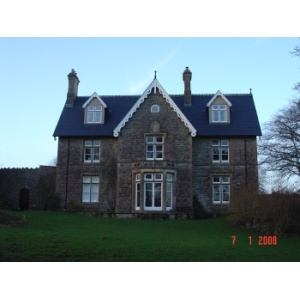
{"left": 66, "top": 69, "right": 80, "bottom": 106}
{"left": 183, "top": 67, "right": 192, "bottom": 105}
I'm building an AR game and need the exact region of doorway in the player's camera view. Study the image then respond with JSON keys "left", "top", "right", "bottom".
{"left": 20, "top": 188, "right": 30, "bottom": 210}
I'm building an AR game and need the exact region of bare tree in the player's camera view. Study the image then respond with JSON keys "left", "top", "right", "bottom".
{"left": 291, "top": 41, "right": 300, "bottom": 92}
{"left": 259, "top": 99, "right": 300, "bottom": 181}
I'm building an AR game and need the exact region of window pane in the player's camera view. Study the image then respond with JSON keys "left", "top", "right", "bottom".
{"left": 146, "top": 145, "right": 154, "bottom": 159}
{"left": 156, "top": 136, "right": 163, "bottom": 143}
{"left": 83, "top": 176, "right": 91, "bottom": 183}
{"left": 220, "top": 110, "right": 227, "bottom": 122}
{"left": 82, "top": 184, "right": 90, "bottom": 202}
{"left": 146, "top": 136, "right": 154, "bottom": 143}
{"left": 145, "top": 183, "right": 152, "bottom": 207}
{"left": 213, "top": 177, "right": 220, "bottom": 183}
{"left": 92, "top": 176, "right": 99, "bottom": 183}
{"left": 151, "top": 105, "right": 159, "bottom": 113}
{"left": 212, "top": 140, "right": 220, "bottom": 146}
{"left": 222, "top": 185, "right": 230, "bottom": 202}
{"left": 87, "top": 111, "right": 94, "bottom": 123}
{"left": 85, "top": 149, "right": 92, "bottom": 161}
{"left": 166, "top": 173, "right": 173, "bottom": 181}
{"left": 144, "top": 174, "right": 153, "bottom": 180}
{"left": 154, "top": 174, "right": 162, "bottom": 180}
{"left": 213, "top": 148, "right": 220, "bottom": 161}
{"left": 220, "top": 105, "right": 226, "bottom": 110}
{"left": 166, "top": 182, "right": 172, "bottom": 208}
{"left": 95, "top": 106, "right": 102, "bottom": 111}
{"left": 154, "top": 183, "right": 161, "bottom": 207}
{"left": 94, "top": 111, "right": 101, "bottom": 123}
{"left": 212, "top": 110, "right": 219, "bottom": 121}
{"left": 222, "top": 177, "right": 230, "bottom": 183}
{"left": 93, "top": 148, "right": 100, "bottom": 161}
{"left": 221, "top": 148, "right": 229, "bottom": 161}
{"left": 91, "top": 193, "right": 98, "bottom": 203}
{"left": 85, "top": 140, "right": 93, "bottom": 147}
{"left": 221, "top": 139, "right": 229, "bottom": 146}
{"left": 136, "top": 183, "right": 140, "bottom": 208}
{"left": 213, "top": 185, "right": 221, "bottom": 202}
{"left": 88, "top": 106, "right": 95, "bottom": 111}
{"left": 136, "top": 174, "right": 141, "bottom": 181}
{"left": 93, "top": 140, "right": 100, "bottom": 147}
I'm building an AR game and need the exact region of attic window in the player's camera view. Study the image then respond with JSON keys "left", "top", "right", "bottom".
{"left": 87, "top": 106, "right": 102, "bottom": 123}
{"left": 151, "top": 105, "right": 160, "bottom": 113}
{"left": 212, "top": 105, "right": 227, "bottom": 122}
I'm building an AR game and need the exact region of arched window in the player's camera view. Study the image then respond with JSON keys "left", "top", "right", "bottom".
{"left": 151, "top": 105, "right": 160, "bottom": 113}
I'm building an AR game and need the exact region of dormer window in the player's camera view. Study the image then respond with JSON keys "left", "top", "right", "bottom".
{"left": 82, "top": 92, "right": 107, "bottom": 125}
{"left": 212, "top": 105, "right": 227, "bottom": 122}
{"left": 207, "top": 91, "right": 232, "bottom": 124}
{"left": 87, "top": 106, "right": 102, "bottom": 123}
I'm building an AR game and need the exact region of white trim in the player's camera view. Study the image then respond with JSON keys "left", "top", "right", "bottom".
{"left": 82, "top": 92, "right": 107, "bottom": 108}
{"left": 113, "top": 78, "right": 197, "bottom": 137}
{"left": 206, "top": 90, "right": 232, "bottom": 107}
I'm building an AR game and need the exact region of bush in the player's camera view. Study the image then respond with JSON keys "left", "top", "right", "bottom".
{"left": 193, "top": 196, "right": 210, "bottom": 219}
{"left": 67, "top": 200, "right": 84, "bottom": 214}
{"left": 227, "top": 187, "right": 300, "bottom": 235}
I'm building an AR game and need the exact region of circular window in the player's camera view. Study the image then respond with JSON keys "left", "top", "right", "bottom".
{"left": 151, "top": 105, "right": 160, "bottom": 113}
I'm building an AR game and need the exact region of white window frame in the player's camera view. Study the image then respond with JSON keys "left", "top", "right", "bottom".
{"left": 84, "top": 140, "right": 100, "bottom": 163}
{"left": 151, "top": 105, "right": 160, "bottom": 113}
{"left": 87, "top": 105, "right": 102, "bottom": 124}
{"left": 134, "top": 172, "right": 174, "bottom": 211}
{"left": 144, "top": 173, "right": 163, "bottom": 211}
{"left": 212, "top": 139, "right": 229, "bottom": 163}
{"left": 135, "top": 174, "right": 141, "bottom": 211}
{"left": 212, "top": 105, "right": 227, "bottom": 122}
{"left": 212, "top": 176, "right": 230, "bottom": 204}
{"left": 146, "top": 136, "right": 164, "bottom": 160}
{"left": 166, "top": 173, "right": 173, "bottom": 211}
{"left": 82, "top": 176, "right": 99, "bottom": 203}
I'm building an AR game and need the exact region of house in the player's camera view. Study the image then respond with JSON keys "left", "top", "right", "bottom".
{"left": 53, "top": 68, "right": 261, "bottom": 217}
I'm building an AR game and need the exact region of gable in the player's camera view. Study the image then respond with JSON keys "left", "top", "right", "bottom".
{"left": 113, "top": 78, "right": 197, "bottom": 137}
{"left": 206, "top": 90, "right": 232, "bottom": 107}
{"left": 82, "top": 92, "right": 107, "bottom": 108}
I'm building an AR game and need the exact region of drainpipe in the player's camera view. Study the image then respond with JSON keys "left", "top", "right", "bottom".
{"left": 244, "top": 137, "right": 248, "bottom": 187}
{"left": 65, "top": 139, "right": 70, "bottom": 211}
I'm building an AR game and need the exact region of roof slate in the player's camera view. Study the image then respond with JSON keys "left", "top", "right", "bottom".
{"left": 53, "top": 93, "right": 262, "bottom": 138}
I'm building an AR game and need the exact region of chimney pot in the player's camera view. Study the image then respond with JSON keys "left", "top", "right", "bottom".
{"left": 66, "top": 69, "right": 80, "bottom": 106}
{"left": 183, "top": 67, "right": 192, "bottom": 105}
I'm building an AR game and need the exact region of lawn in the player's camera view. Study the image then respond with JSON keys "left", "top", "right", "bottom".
{"left": 0, "top": 211, "right": 299, "bottom": 262}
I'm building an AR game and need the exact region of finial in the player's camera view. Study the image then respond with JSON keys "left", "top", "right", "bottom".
{"left": 154, "top": 70, "right": 157, "bottom": 79}
{"left": 250, "top": 88, "right": 252, "bottom": 94}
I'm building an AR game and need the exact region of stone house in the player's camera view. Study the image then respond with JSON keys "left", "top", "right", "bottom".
{"left": 53, "top": 68, "right": 261, "bottom": 216}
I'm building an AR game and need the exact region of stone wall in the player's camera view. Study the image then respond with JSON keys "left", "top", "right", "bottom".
{"left": 0, "top": 166, "right": 56, "bottom": 210}
{"left": 117, "top": 90, "right": 193, "bottom": 213}
{"left": 192, "top": 137, "right": 259, "bottom": 212}
{"left": 55, "top": 137, "right": 118, "bottom": 212}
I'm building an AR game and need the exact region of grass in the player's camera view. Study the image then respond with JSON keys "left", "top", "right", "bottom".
{"left": 0, "top": 211, "right": 300, "bottom": 262}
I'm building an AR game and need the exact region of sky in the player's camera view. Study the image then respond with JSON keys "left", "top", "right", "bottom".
{"left": 1, "top": 37, "right": 299, "bottom": 168}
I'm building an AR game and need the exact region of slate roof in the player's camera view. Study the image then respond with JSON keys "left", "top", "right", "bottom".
{"left": 53, "top": 93, "right": 262, "bottom": 138}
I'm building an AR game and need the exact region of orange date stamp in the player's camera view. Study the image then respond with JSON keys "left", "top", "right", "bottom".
{"left": 231, "top": 235, "right": 277, "bottom": 246}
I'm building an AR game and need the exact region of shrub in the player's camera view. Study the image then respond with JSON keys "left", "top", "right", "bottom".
{"left": 227, "top": 187, "right": 300, "bottom": 235}
{"left": 67, "top": 200, "right": 84, "bottom": 214}
{"left": 193, "top": 195, "right": 210, "bottom": 219}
